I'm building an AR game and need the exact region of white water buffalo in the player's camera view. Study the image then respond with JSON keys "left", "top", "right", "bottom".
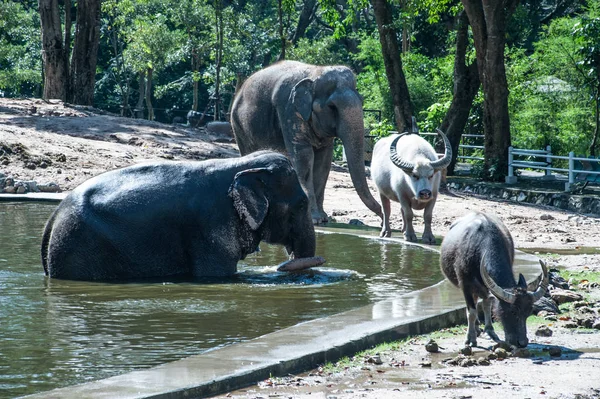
{"left": 440, "top": 212, "right": 549, "bottom": 348}
{"left": 370, "top": 129, "right": 452, "bottom": 243}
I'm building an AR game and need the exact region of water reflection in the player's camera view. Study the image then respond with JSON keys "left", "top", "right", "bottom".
{"left": 0, "top": 202, "right": 442, "bottom": 398}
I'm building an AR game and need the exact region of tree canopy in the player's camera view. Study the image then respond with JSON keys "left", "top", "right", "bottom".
{"left": 1, "top": 0, "right": 598, "bottom": 179}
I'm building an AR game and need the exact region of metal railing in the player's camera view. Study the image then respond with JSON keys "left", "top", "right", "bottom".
{"left": 389, "top": 131, "right": 485, "bottom": 161}
{"left": 506, "top": 146, "right": 600, "bottom": 191}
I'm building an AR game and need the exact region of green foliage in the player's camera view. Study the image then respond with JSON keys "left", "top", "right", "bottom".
{"left": 506, "top": 16, "right": 596, "bottom": 160}
{"left": 0, "top": 1, "right": 41, "bottom": 95}
{"left": 288, "top": 36, "right": 349, "bottom": 66}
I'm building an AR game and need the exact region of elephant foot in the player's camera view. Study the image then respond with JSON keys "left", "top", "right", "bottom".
{"left": 277, "top": 256, "right": 326, "bottom": 272}
{"left": 404, "top": 231, "right": 418, "bottom": 242}
{"left": 311, "top": 210, "right": 329, "bottom": 225}
{"left": 421, "top": 232, "right": 436, "bottom": 245}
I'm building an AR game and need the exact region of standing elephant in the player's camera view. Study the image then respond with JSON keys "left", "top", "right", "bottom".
{"left": 231, "top": 61, "right": 382, "bottom": 224}
{"left": 41, "top": 151, "right": 323, "bottom": 281}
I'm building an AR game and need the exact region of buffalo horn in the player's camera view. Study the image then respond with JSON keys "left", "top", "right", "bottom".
{"left": 480, "top": 258, "right": 517, "bottom": 304}
{"left": 529, "top": 259, "right": 549, "bottom": 302}
{"left": 430, "top": 129, "right": 453, "bottom": 170}
{"left": 389, "top": 133, "right": 415, "bottom": 172}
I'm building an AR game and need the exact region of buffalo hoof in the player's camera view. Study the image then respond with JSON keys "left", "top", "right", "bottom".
{"left": 277, "top": 256, "right": 326, "bottom": 272}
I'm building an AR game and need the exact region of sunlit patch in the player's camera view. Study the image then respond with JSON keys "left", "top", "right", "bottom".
{"left": 236, "top": 265, "right": 361, "bottom": 287}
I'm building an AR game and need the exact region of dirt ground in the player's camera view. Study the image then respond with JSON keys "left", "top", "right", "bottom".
{"left": 1, "top": 98, "right": 599, "bottom": 399}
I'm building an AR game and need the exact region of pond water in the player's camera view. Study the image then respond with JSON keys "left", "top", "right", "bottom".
{"left": 0, "top": 202, "right": 442, "bottom": 398}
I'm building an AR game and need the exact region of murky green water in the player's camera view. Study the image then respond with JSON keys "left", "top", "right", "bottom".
{"left": 0, "top": 202, "right": 441, "bottom": 398}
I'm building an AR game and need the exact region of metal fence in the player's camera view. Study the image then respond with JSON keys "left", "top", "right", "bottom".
{"left": 506, "top": 146, "right": 600, "bottom": 191}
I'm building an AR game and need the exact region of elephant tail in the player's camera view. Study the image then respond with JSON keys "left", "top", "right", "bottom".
{"left": 40, "top": 210, "right": 57, "bottom": 276}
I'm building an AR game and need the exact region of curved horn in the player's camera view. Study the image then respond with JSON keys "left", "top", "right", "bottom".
{"left": 389, "top": 133, "right": 415, "bottom": 172}
{"left": 430, "top": 128, "right": 453, "bottom": 170}
{"left": 529, "top": 259, "right": 549, "bottom": 302}
{"left": 480, "top": 257, "right": 517, "bottom": 304}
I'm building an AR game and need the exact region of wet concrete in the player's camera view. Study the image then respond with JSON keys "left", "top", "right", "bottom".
{"left": 18, "top": 214, "right": 544, "bottom": 399}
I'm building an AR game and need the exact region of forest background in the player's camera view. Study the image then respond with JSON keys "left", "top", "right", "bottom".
{"left": 1, "top": 0, "right": 600, "bottom": 181}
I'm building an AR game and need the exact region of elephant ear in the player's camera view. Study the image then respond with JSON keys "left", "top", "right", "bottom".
{"left": 228, "top": 168, "right": 270, "bottom": 231}
{"left": 290, "top": 78, "right": 314, "bottom": 121}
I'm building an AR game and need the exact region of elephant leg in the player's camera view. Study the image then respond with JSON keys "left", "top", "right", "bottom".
{"left": 286, "top": 142, "right": 321, "bottom": 224}
{"left": 379, "top": 194, "right": 392, "bottom": 237}
{"left": 312, "top": 144, "right": 334, "bottom": 223}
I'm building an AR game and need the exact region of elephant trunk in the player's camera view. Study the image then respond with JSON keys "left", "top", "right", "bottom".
{"left": 338, "top": 116, "right": 383, "bottom": 220}
{"left": 288, "top": 211, "right": 317, "bottom": 259}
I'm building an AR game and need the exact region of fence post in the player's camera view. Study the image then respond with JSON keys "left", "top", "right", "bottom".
{"left": 505, "top": 146, "right": 517, "bottom": 184}
{"left": 565, "top": 151, "right": 575, "bottom": 191}
{"left": 543, "top": 145, "right": 554, "bottom": 180}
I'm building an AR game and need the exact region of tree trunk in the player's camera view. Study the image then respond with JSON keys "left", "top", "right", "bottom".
{"left": 440, "top": 11, "right": 481, "bottom": 175}
{"left": 135, "top": 71, "right": 145, "bottom": 119}
{"left": 39, "top": 0, "right": 67, "bottom": 100}
{"left": 278, "top": 0, "right": 285, "bottom": 60}
{"left": 63, "top": 0, "right": 71, "bottom": 102}
{"left": 371, "top": 0, "right": 412, "bottom": 133}
{"left": 192, "top": 50, "right": 200, "bottom": 112}
{"left": 214, "top": 0, "right": 224, "bottom": 120}
{"left": 70, "top": 0, "right": 102, "bottom": 105}
{"left": 462, "top": 0, "right": 518, "bottom": 181}
{"left": 291, "top": 0, "right": 317, "bottom": 45}
{"left": 145, "top": 67, "right": 154, "bottom": 121}
{"left": 587, "top": 68, "right": 600, "bottom": 156}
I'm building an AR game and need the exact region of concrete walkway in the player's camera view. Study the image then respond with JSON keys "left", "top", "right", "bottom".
{"left": 19, "top": 224, "right": 542, "bottom": 399}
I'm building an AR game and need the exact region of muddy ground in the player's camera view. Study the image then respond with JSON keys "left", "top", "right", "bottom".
{"left": 1, "top": 98, "right": 599, "bottom": 398}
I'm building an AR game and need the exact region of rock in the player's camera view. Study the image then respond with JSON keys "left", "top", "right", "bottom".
{"left": 425, "top": 339, "right": 439, "bottom": 353}
{"left": 549, "top": 271, "right": 569, "bottom": 289}
{"left": 365, "top": 355, "right": 383, "bottom": 365}
{"left": 533, "top": 296, "right": 560, "bottom": 315}
{"left": 23, "top": 180, "right": 39, "bottom": 192}
{"left": 38, "top": 182, "right": 61, "bottom": 193}
{"left": 458, "top": 357, "right": 476, "bottom": 367}
{"left": 3, "top": 185, "right": 16, "bottom": 194}
{"left": 56, "top": 153, "right": 67, "bottom": 162}
{"left": 477, "top": 357, "right": 491, "bottom": 366}
{"left": 535, "top": 326, "right": 553, "bottom": 337}
{"left": 494, "top": 348, "right": 508, "bottom": 359}
{"left": 16, "top": 185, "right": 26, "bottom": 194}
{"left": 574, "top": 315, "right": 595, "bottom": 328}
{"left": 487, "top": 352, "right": 498, "bottom": 360}
{"left": 550, "top": 288, "right": 583, "bottom": 304}
{"left": 540, "top": 213, "right": 555, "bottom": 220}
{"left": 592, "top": 319, "right": 600, "bottom": 330}
{"left": 419, "top": 361, "right": 432, "bottom": 368}
{"left": 512, "top": 348, "right": 531, "bottom": 358}
{"left": 348, "top": 219, "right": 365, "bottom": 226}
{"left": 459, "top": 346, "right": 472, "bottom": 356}
{"left": 547, "top": 347, "right": 562, "bottom": 357}
{"left": 206, "top": 121, "right": 233, "bottom": 137}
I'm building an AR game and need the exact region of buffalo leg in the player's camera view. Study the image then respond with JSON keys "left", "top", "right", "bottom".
{"left": 401, "top": 203, "right": 417, "bottom": 242}
{"left": 421, "top": 199, "right": 436, "bottom": 244}
{"left": 482, "top": 296, "right": 501, "bottom": 342}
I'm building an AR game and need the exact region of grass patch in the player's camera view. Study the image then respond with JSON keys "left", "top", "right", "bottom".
{"left": 558, "top": 269, "right": 600, "bottom": 286}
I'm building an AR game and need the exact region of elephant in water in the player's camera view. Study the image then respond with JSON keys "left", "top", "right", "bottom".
{"left": 231, "top": 60, "right": 382, "bottom": 224}
{"left": 41, "top": 151, "right": 324, "bottom": 281}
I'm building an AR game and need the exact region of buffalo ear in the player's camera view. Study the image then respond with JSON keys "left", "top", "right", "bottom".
{"left": 291, "top": 78, "right": 314, "bottom": 121}
{"left": 229, "top": 168, "right": 270, "bottom": 230}
{"left": 517, "top": 273, "right": 528, "bottom": 289}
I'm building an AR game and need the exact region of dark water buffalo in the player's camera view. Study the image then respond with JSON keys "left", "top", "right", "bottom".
{"left": 440, "top": 212, "right": 548, "bottom": 348}
{"left": 41, "top": 151, "right": 324, "bottom": 281}
{"left": 371, "top": 129, "right": 452, "bottom": 243}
